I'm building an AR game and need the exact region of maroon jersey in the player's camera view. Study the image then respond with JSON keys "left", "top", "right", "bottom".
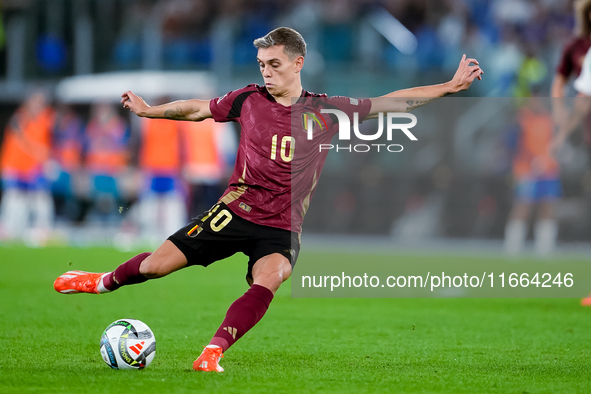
{"left": 556, "top": 36, "right": 591, "bottom": 78}
{"left": 556, "top": 36, "right": 591, "bottom": 145}
{"left": 209, "top": 84, "right": 372, "bottom": 233}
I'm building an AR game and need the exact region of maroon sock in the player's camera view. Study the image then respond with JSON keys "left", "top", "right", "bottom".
{"left": 209, "top": 284, "right": 274, "bottom": 352}
{"left": 102, "top": 252, "right": 152, "bottom": 291}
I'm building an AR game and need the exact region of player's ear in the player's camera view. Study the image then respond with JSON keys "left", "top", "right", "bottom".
{"left": 294, "top": 55, "right": 304, "bottom": 73}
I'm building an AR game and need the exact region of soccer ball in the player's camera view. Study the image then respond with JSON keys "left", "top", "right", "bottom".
{"left": 100, "top": 319, "right": 156, "bottom": 369}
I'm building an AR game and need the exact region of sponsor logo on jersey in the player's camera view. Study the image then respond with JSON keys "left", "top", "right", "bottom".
{"left": 239, "top": 202, "right": 252, "bottom": 212}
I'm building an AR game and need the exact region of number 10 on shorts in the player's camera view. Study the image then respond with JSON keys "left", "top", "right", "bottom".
{"left": 210, "top": 209, "right": 232, "bottom": 232}
{"left": 187, "top": 205, "right": 233, "bottom": 236}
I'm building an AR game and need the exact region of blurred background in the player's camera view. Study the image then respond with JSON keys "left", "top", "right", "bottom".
{"left": 0, "top": 0, "right": 589, "bottom": 254}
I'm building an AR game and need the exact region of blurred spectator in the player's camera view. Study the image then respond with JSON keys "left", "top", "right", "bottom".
{"left": 0, "top": 0, "right": 579, "bottom": 89}
{"left": 84, "top": 102, "right": 129, "bottom": 223}
{"left": 504, "top": 98, "right": 560, "bottom": 255}
{"left": 514, "top": 47, "right": 548, "bottom": 97}
{"left": 437, "top": 0, "right": 470, "bottom": 72}
{"left": 51, "top": 103, "right": 84, "bottom": 223}
{"left": 181, "top": 118, "right": 237, "bottom": 218}
{"left": 320, "top": 0, "right": 356, "bottom": 64}
{"left": 161, "top": 0, "right": 214, "bottom": 67}
{"left": 0, "top": 89, "right": 55, "bottom": 244}
{"left": 136, "top": 114, "right": 187, "bottom": 246}
{"left": 113, "top": 1, "right": 151, "bottom": 68}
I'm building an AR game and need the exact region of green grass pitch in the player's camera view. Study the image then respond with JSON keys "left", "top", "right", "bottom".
{"left": 1, "top": 246, "right": 591, "bottom": 393}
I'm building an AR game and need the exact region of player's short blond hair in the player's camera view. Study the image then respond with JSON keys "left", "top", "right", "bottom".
{"left": 575, "top": 0, "right": 591, "bottom": 37}
{"left": 253, "top": 27, "right": 307, "bottom": 59}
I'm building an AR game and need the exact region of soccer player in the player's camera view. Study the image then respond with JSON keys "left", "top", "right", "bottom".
{"left": 503, "top": 98, "right": 560, "bottom": 256}
{"left": 54, "top": 27, "right": 483, "bottom": 372}
{"left": 550, "top": 1, "right": 591, "bottom": 305}
{"left": 553, "top": 42, "right": 591, "bottom": 147}
{"left": 553, "top": 44, "right": 591, "bottom": 305}
{"left": 52, "top": 103, "right": 84, "bottom": 223}
{"left": 552, "top": 0, "right": 591, "bottom": 132}
{"left": 83, "top": 102, "right": 129, "bottom": 223}
{"left": 0, "top": 89, "right": 55, "bottom": 244}
{"left": 136, "top": 114, "right": 187, "bottom": 246}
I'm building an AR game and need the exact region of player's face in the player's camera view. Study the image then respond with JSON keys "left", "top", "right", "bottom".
{"left": 257, "top": 45, "right": 303, "bottom": 96}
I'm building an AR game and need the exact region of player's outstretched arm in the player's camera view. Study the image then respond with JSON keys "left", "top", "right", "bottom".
{"left": 367, "top": 55, "right": 483, "bottom": 117}
{"left": 121, "top": 91, "right": 212, "bottom": 121}
{"left": 551, "top": 73, "right": 569, "bottom": 124}
{"left": 551, "top": 94, "right": 591, "bottom": 153}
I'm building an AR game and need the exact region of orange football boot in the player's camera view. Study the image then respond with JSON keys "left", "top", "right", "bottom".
{"left": 193, "top": 346, "right": 224, "bottom": 372}
{"left": 53, "top": 270, "right": 106, "bottom": 294}
{"left": 581, "top": 296, "right": 591, "bottom": 306}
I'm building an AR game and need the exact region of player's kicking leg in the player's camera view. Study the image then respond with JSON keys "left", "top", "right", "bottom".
{"left": 193, "top": 253, "right": 291, "bottom": 372}
{"left": 53, "top": 240, "right": 187, "bottom": 294}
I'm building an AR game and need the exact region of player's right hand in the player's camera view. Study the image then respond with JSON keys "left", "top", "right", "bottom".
{"left": 121, "top": 90, "right": 150, "bottom": 117}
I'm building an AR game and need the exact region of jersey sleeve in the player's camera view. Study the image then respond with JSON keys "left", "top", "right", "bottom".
{"left": 209, "top": 85, "right": 258, "bottom": 123}
{"left": 556, "top": 39, "right": 577, "bottom": 77}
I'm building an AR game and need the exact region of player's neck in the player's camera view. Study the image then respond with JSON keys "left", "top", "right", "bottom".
{"left": 271, "top": 83, "right": 303, "bottom": 107}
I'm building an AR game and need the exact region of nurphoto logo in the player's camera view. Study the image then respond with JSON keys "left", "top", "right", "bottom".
{"left": 304, "top": 110, "right": 418, "bottom": 153}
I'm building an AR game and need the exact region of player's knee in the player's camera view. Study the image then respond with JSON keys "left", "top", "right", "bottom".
{"left": 279, "top": 263, "right": 292, "bottom": 282}
{"left": 252, "top": 258, "right": 292, "bottom": 292}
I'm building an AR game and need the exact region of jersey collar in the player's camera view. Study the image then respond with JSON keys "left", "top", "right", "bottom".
{"left": 262, "top": 86, "right": 309, "bottom": 105}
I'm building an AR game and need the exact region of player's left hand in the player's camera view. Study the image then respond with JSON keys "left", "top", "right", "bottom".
{"left": 121, "top": 90, "right": 150, "bottom": 117}
{"left": 450, "top": 54, "right": 483, "bottom": 93}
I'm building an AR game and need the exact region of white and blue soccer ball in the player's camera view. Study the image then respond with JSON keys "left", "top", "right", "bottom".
{"left": 100, "top": 319, "right": 156, "bottom": 369}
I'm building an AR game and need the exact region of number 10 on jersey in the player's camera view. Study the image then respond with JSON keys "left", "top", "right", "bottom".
{"left": 271, "top": 134, "right": 295, "bottom": 162}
